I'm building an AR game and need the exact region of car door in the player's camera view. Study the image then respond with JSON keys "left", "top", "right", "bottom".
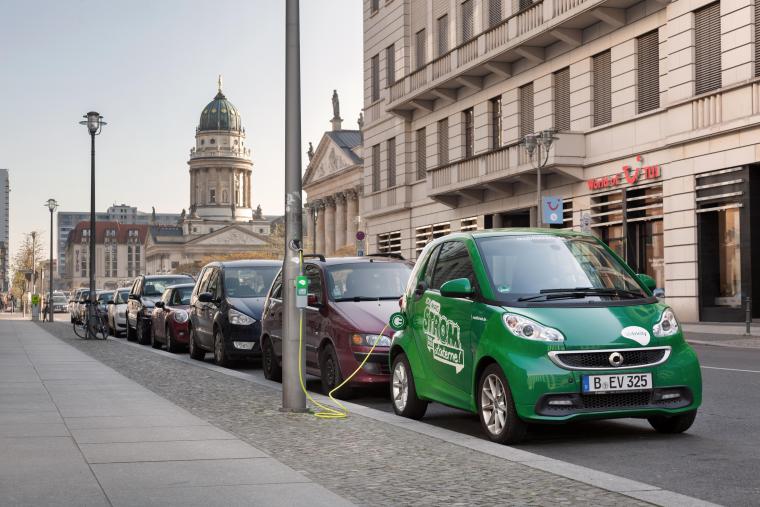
{"left": 127, "top": 279, "right": 141, "bottom": 328}
{"left": 191, "top": 267, "right": 210, "bottom": 338}
{"left": 304, "top": 264, "right": 324, "bottom": 370}
{"left": 154, "top": 289, "right": 171, "bottom": 339}
{"left": 419, "top": 241, "right": 476, "bottom": 398}
{"left": 200, "top": 268, "right": 221, "bottom": 348}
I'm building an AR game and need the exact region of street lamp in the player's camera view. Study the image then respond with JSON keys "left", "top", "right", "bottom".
{"left": 45, "top": 198, "right": 58, "bottom": 323}
{"left": 79, "top": 112, "right": 106, "bottom": 329}
{"left": 520, "top": 129, "right": 557, "bottom": 227}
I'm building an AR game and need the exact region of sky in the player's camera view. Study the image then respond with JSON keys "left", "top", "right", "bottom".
{"left": 0, "top": 0, "right": 363, "bottom": 260}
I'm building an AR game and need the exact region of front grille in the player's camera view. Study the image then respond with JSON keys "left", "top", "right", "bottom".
{"left": 536, "top": 387, "right": 693, "bottom": 416}
{"left": 550, "top": 346, "right": 670, "bottom": 370}
{"left": 581, "top": 391, "right": 652, "bottom": 409}
{"left": 354, "top": 352, "right": 391, "bottom": 374}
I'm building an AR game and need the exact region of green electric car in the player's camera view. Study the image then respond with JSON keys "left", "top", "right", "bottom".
{"left": 389, "top": 229, "right": 701, "bottom": 444}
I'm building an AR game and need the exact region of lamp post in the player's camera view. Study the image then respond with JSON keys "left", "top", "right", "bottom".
{"left": 520, "top": 129, "right": 557, "bottom": 227}
{"left": 79, "top": 112, "right": 106, "bottom": 328}
{"left": 46, "top": 199, "right": 58, "bottom": 322}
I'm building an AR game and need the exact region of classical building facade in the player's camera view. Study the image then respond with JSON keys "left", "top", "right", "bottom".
{"left": 0, "top": 169, "right": 8, "bottom": 291}
{"left": 363, "top": 0, "right": 760, "bottom": 322}
{"left": 303, "top": 92, "right": 364, "bottom": 256}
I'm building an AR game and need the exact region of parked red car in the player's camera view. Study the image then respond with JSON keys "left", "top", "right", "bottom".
{"left": 150, "top": 283, "right": 194, "bottom": 353}
{"left": 261, "top": 255, "right": 412, "bottom": 396}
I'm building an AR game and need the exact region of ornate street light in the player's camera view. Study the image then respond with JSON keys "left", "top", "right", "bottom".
{"left": 520, "top": 128, "right": 557, "bottom": 227}
{"left": 45, "top": 198, "right": 58, "bottom": 322}
{"left": 79, "top": 112, "right": 106, "bottom": 332}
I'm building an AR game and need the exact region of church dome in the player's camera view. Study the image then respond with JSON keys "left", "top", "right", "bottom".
{"left": 198, "top": 91, "right": 241, "bottom": 132}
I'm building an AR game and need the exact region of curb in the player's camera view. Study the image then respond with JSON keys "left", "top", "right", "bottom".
{"left": 687, "top": 339, "right": 760, "bottom": 349}
{"left": 104, "top": 335, "right": 719, "bottom": 507}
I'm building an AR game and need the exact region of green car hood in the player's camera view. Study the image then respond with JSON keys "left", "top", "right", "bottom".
{"left": 504, "top": 302, "right": 669, "bottom": 349}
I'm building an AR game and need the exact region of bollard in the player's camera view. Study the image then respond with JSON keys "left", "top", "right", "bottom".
{"left": 746, "top": 297, "right": 752, "bottom": 335}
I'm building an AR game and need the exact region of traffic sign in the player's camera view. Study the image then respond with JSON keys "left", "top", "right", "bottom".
{"left": 356, "top": 230, "right": 365, "bottom": 241}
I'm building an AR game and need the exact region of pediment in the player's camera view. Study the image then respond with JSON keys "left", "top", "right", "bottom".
{"left": 304, "top": 136, "right": 357, "bottom": 187}
{"left": 189, "top": 226, "right": 270, "bottom": 246}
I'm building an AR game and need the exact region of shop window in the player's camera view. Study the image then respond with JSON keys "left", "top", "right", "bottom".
{"left": 377, "top": 231, "right": 402, "bottom": 254}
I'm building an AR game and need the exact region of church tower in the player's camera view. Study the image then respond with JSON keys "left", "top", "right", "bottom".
{"left": 188, "top": 77, "right": 253, "bottom": 223}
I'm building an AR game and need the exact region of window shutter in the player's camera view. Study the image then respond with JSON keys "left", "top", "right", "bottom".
{"left": 438, "top": 118, "right": 449, "bottom": 165}
{"left": 695, "top": 3, "right": 721, "bottom": 94}
{"left": 461, "top": 0, "right": 474, "bottom": 42}
{"left": 489, "top": 0, "right": 502, "bottom": 27}
{"left": 553, "top": 67, "right": 570, "bottom": 131}
{"left": 491, "top": 97, "right": 502, "bottom": 148}
{"left": 593, "top": 50, "right": 612, "bottom": 126}
{"left": 371, "top": 54, "right": 380, "bottom": 102}
{"left": 386, "top": 44, "right": 396, "bottom": 85}
{"left": 415, "top": 29, "right": 427, "bottom": 70}
{"left": 372, "top": 144, "right": 381, "bottom": 192}
{"left": 520, "top": 83, "right": 534, "bottom": 137}
{"left": 417, "top": 128, "right": 427, "bottom": 180}
{"left": 637, "top": 30, "right": 660, "bottom": 113}
{"left": 371, "top": 0, "right": 379, "bottom": 14}
{"left": 387, "top": 138, "right": 396, "bottom": 187}
{"left": 464, "top": 108, "right": 474, "bottom": 157}
{"left": 517, "top": 0, "right": 533, "bottom": 11}
{"left": 437, "top": 15, "right": 449, "bottom": 57}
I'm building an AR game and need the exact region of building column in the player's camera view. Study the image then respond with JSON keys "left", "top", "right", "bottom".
{"left": 316, "top": 202, "right": 326, "bottom": 255}
{"left": 335, "top": 193, "right": 347, "bottom": 250}
{"left": 492, "top": 213, "right": 503, "bottom": 229}
{"left": 305, "top": 204, "right": 315, "bottom": 252}
{"left": 324, "top": 196, "right": 336, "bottom": 256}
{"left": 346, "top": 189, "right": 358, "bottom": 246}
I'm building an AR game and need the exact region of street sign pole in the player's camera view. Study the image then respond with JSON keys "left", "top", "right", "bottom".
{"left": 281, "top": 0, "right": 307, "bottom": 412}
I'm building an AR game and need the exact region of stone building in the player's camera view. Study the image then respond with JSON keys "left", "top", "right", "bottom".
{"left": 363, "top": 0, "right": 760, "bottom": 322}
{"left": 303, "top": 92, "right": 364, "bottom": 255}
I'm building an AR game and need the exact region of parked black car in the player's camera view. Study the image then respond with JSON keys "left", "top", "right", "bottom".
{"left": 189, "top": 260, "right": 280, "bottom": 366}
{"left": 126, "top": 274, "right": 195, "bottom": 344}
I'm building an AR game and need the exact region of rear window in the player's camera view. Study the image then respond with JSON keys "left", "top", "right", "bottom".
{"left": 143, "top": 277, "right": 193, "bottom": 297}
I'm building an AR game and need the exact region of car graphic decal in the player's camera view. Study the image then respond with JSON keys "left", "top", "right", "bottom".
{"left": 423, "top": 298, "right": 465, "bottom": 373}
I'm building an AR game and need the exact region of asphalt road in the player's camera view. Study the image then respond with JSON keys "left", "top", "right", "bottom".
{"left": 229, "top": 342, "right": 760, "bottom": 506}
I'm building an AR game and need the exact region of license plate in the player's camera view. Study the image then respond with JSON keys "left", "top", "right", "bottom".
{"left": 582, "top": 373, "right": 652, "bottom": 394}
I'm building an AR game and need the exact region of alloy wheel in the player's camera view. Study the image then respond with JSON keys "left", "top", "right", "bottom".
{"left": 480, "top": 373, "right": 508, "bottom": 436}
{"left": 392, "top": 361, "right": 409, "bottom": 412}
{"left": 324, "top": 356, "right": 336, "bottom": 388}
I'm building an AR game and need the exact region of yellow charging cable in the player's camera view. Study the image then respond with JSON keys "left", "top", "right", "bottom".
{"left": 296, "top": 250, "right": 390, "bottom": 419}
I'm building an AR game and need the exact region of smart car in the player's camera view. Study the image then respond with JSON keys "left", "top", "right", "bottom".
{"left": 389, "top": 229, "right": 702, "bottom": 444}
{"left": 261, "top": 254, "right": 412, "bottom": 396}
{"left": 150, "top": 283, "right": 194, "bottom": 353}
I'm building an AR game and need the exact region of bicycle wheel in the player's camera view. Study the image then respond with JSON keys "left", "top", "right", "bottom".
{"left": 73, "top": 320, "right": 88, "bottom": 339}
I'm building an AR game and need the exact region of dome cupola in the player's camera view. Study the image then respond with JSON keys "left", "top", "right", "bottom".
{"left": 198, "top": 76, "right": 241, "bottom": 132}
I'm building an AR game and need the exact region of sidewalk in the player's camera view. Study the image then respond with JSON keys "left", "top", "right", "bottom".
{"left": 0, "top": 321, "right": 352, "bottom": 507}
{"left": 683, "top": 321, "right": 760, "bottom": 348}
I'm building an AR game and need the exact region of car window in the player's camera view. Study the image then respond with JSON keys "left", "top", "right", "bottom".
{"left": 271, "top": 271, "right": 283, "bottom": 299}
{"left": 97, "top": 292, "right": 113, "bottom": 304}
{"left": 172, "top": 287, "right": 192, "bottom": 305}
{"left": 143, "top": 277, "right": 193, "bottom": 297}
{"left": 195, "top": 268, "right": 211, "bottom": 296}
{"left": 430, "top": 241, "right": 476, "bottom": 291}
{"left": 161, "top": 289, "right": 172, "bottom": 304}
{"left": 207, "top": 270, "right": 221, "bottom": 299}
{"left": 422, "top": 245, "right": 442, "bottom": 288}
{"left": 326, "top": 262, "right": 411, "bottom": 301}
{"left": 115, "top": 290, "right": 129, "bottom": 304}
{"left": 224, "top": 266, "right": 279, "bottom": 298}
{"left": 305, "top": 265, "right": 323, "bottom": 305}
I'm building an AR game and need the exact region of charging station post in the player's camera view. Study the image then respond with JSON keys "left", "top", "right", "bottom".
{"left": 281, "top": 0, "right": 307, "bottom": 412}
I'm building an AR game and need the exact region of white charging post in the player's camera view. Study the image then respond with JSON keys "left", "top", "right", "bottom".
{"left": 295, "top": 275, "right": 308, "bottom": 309}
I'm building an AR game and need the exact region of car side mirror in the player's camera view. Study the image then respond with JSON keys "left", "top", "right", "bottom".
{"left": 440, "top": 278, "right": 475, "bottom": 298}
{"left": 197, "top": 292, "right": 213, "bottom": 303}
{"left": 128, "top": 294, "right": 140, "bottom": 301}
{"left": 636, "top": 273, "right": 657, "bottom": 292}
{"left": 307, "top": 294, "right": 320, "bottom": 307}
{"left": 154, "top": 301, "right": 164, "bottom": 309}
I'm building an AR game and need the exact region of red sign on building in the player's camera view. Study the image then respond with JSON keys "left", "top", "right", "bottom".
{"left": 587, "top": 155, "right": 661, "bottom": 191}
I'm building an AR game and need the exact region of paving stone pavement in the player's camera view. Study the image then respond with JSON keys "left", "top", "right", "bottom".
{"left": 37, "top": 321, "right": 650, "bottom": 506}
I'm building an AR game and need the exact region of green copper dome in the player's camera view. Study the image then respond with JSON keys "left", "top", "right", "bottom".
{"left": 198, "top": 91, "right": 241, "bottom": 132}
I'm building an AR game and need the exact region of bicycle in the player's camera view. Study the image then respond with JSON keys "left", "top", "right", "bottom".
{"left": 73, "top": 300, "right": 109, "bottom": 340}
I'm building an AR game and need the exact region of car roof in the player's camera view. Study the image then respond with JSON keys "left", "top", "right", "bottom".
{"left": 304, "top": 256, "right": 409, "bottom": 266}
{"left": 470, "top": 227, "right": 589, "bottom": 239}
{"left": 142, "top": 274, "right": 195, "bottom": 280}
{"left": 165, "top": 283, "right": 195, "bottom": 290}
{"left": 205, "top": 260, "right": 281, "bottom": 268}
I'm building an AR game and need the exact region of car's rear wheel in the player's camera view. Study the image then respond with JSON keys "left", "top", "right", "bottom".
{"left": 320, "top": 344, "right": 352, "bottom": 398}
{"left": 126, "top": 318, "right": 135, "bottom": 341}
{"left": 477, "top": 363, "right": 527, "bottom": 444}
{"left": 136, "top": 318, "right": 150, "bottom": 345}
{"left": 647, "top": 410, "right": 697, "bottom": 434}
{"left": 165, "top": 325, "right": 178, "bottom": 353}
{"left": 262, "top": 336, "right": 281, "bottom": 382}
{"left": 188, "top": 326, "right": 205, "bottom": 361}
{"left": 391, "top": 353, "right": 427, "bottom": 419}
{"left": 213, "top": 328, "right": 230, "bottom": 367}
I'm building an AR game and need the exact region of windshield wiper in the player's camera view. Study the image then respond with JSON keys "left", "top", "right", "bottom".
{"left": 518, "top": 287, "right": 645, "bottom": 302}
{"left": 334, "top": 296, "right": 398, "bottom": 302}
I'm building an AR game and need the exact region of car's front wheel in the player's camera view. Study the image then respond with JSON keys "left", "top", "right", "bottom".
{"left": 262, "top": 336, "right": 281, "bottom": 382}
{"left": 477, "top": 363, "right": 527, "bottom": 444}
{"left": 648, "top": 410, "right": 697, "bottom": 434}
{"left": 213, "top": 328, "right": 230, "bottom": 367}
{"left": 136, "top": 318, "right": 150, "bottom": 345}
{"left": 391, "top": 353, "right": 427, "bottom": 419}
{"left": 320, "top": 344, "right": 352, "bottom": 398}
{"left": 188, "top": 326, "right": 205, "bottom": 361}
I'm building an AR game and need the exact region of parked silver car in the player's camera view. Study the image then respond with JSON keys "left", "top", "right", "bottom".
{"left": 107, "top": 288, "right": 130, "bottom": 337}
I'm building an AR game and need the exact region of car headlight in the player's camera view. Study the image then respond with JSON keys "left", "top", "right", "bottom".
{"left": 173, "top": 310, "right": 189, "bottom": 323}
{"left": 229, "top": 308, "right": 255, "bottom": 326}
{"left": 351, "top": 334, "right": 392, "bottom": 347}
{"left": 503, "top": 313, "right": 564, "bottom": 343}
{"left": 653, "top": 308, "right": 679, "bottom": 337}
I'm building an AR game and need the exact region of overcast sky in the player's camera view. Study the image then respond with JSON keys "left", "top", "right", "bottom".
{"left": 0, "top": 0, "right": 363, "bottom": 259}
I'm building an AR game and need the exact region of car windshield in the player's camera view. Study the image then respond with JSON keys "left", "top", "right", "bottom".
{"left": 144, "top": 277, "right": 192, "bottom": 297}
{"left": 53, "top": 296, "right": 67, "bottom": 304}
{"left": 475, "top": 235, "right": 647, "bottom": 304}
{"left": 327, "top": 262, "right": 412, "bottom": 301}
{"left": 224, "top": 266, "right": 279, "bottom": 298}
{"left": 78, "top": 291, "right": 90, "bottom": 301}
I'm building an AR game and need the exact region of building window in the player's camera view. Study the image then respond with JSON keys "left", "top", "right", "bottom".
{"left": 518, "top": 0, "right": 533, "bottom": 10}
{"left": 416, "top": 127, "right": 427, "bottom": 180}
{"left": 460, "top": 216, "right": 479, "bottom": 232}
{"left": 377, "top": 231, "right": 402, "bottom": 254}
{"left": 372, "top": 144, "right": 381, "bottom": 192}
{"left": 593, "top": 50, "right": 612, "bottom": 126}
{"left": 386, "top": 44, "right": 396, "bottom": 85}
{"left": 438, "top": 118, "right": 449, "bottom": 165}
{"left": 415, "top": 29, "right": 426, "bottom": 70}
{"left": 436, "top": 14, "right": 449, "bottom": 57}
{"left": 637, "top": 30, "right": 660, "bottom": 113}
{"left": 461, "top": 0, "right": 474, "bottom": 43}
{"left": 490, "top": 96, "right": 502, "bottom": 149}
{"left": 222, "top": 189, "right": 228, "bottom": 203}
{"left": 127, "top": 246, "right": 133, "bottom": 277}
{"left": 463, "top": 108, "right": 474, "bottom": 158}
{"left": 371, "top": 54, "right": 380, "bottom": 102}
{"left": 134, "top": 244, "right": 141, "bottom": 273}
{"left": 414, "top": 222, "right": 451, "bottom": 257}
{"left": 370, "top": 0, "right": 379, "bottom": 14}
{"left": 695, "top": 2, "right": 721, "bottom": 95}
{"left": 209, "top": 188, "right": 216, "bottom": 204}
{"left": 386, "top": 138, "right": 396, "bottom": 188}
{"left": 554, "top": 67, "right": 570, "bottom": 131}
{"left": 519, "top": 83, "right": 534, "bottom": 138}
{"left": 488, "top": 0, "right": 502, "bottom": 27}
